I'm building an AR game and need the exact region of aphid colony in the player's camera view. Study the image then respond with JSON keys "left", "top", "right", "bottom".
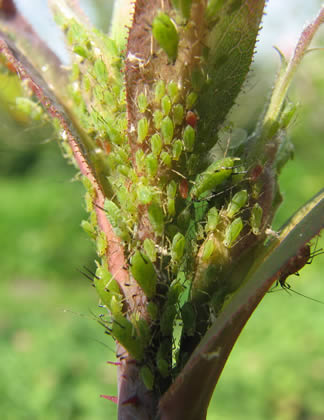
{"left": 54, "top": 2, "right": 274, "bottom": 389}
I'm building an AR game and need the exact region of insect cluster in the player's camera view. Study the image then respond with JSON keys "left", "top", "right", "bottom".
{"left": 31, "top": 0, "right": 292, "bottom": 392}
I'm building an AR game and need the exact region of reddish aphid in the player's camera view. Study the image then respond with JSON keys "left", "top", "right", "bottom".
{"left": 186, "top": 110, "right": 198, "bottom": 128}
{"left": 249, "top": 164, "right": 263, "bottom": 182}
{"left": 179, "top": 178, "right": 189, "bottom": 199}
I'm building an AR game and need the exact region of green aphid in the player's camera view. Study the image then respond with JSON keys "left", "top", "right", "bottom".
{"left": 16, "top": 97, "right": 43, "bottom": 120}
{"left": 130, "top": 251, "right": 157, "bottom": 298}
{"left": 173, "top": 103, "right": 184, "bottom": 126}
{"left": 161, "top": 95, "right": 172, "bottom": 116}
{"left": 150, "top": 133, "right": 162, "bottom": 156}
{"left": 155, "top": 80, "right": 166, "bottom": 104}
{"left": 84, "top": 191, "right": 93, "bottom": 213}
{"left": 191, "top": 157, "right": 239, "bottom": 199}
{"left": 145, "top": 153, "right": 158, "bottom": 177}
{"left": 140, "top": 365, "right": 154, "bottom": 391}
{"left": 94, "top": 59, "right": 108, "bottom": 84}
{"left": 202, "top": 238, "right": 215, "bottom": 261}
{"left": 226, "top": 190, "right": 248, "bottom": 218}
{"left": 137, "top": 92, "right": 148, "bottom": 113}
{"left": 96, "top": 231, "right": 108, "bottom": 257}
{"left": 167, "top": 197, "right": 176, "bottom": 216}
{"left": 167, "top": 181, "right": 177, "bottom": 198}
{"left": 144, "top": 238, "right": 157, "bottom": 262}
{"left": 250, "top": 202, "right": 263, "bottom": 235}
{"left": 135, "top": 149, "right": 145, "bottom": 171}
{"left": 161, "top": 116, "right": 174, "bottom": 144}
{"left": 104, "top": 200, "right": 129, "bottom": 241}
{"left": 186, "top": 91, "right": 198, "bottom": 109}
{"left": 153, "top": 110, "right": 164, "bottom": 130}
{"left": 137, "top": 185, "right": 154, "bottom": 205}
{"left": 112, "top": 314, "right": 144, "bottom": 360}
{"left": 205, "top": 207, "right": 219, "bottom": 233}
{"left": 167, "top": 81, "right": 179, "bottom": 102}
{"left": 152, "top": 12, "right": 179, "bottom": 62}
{"left": 172, "top": 140, "right": 183, "bottom": 160}
{"left": 223, "top": 217, "right": 243, "bottom": 248}
{"left": 94, "top": 263, "right": 122, "bottom": 312}
{"left": 148, "top": 203, "right": 164, "bottom": 236}
{"left": 137, "top": 117, "right": 149, "bottom": 143}
{"left": 81, "top": 220, "right": 96, "bottom": 239}
{"left": 161, "top": 151, "right": 172, "bottom": 168}
{"left": 171, "top": 232, "right": 186, "bottom": 262}
{"left": 183, "top": 125, "right": 195, "bottom": 152}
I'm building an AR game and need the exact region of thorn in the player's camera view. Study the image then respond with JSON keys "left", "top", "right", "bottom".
{"left": 100, "top": 395, "right": 118, "bottom": 404}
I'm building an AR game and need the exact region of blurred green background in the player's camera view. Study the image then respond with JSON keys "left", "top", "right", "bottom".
{"left": 0, "top": 1, "right": 323, "bottom": 419}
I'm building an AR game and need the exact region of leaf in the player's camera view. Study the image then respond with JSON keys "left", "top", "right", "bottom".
{"left": 196, "top": 0, "right": 266, "bottom": 152}
{"left": 159, "top": 189, "right": 324, "bottom": 420}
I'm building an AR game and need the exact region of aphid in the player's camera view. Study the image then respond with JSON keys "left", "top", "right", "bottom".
{"left": 167, "top": 81, "right": 179, "bottom": 102}
{"left": 161, "top": 116, "right": 174, "bottom": 144}
{"left": 205, "top": 207, "right": 219, "bottom": 233}
{"left": 202, "top": 238, "right": 215, "bottom": 261}
{"left": 249, "top": 164, "right": 263, "bottom": 182}
{"left": 276, "top": 243, "right": 324, "bottom": 304}
{"left": 186, "top": 91, "right": 198, "bottom": 109}
{"left": 137, "top": 117, "right": 149, "bottom": 143}
{"left": 130, "top": 251, "right": 157, "bottom": 298}
{"left": 171, "top": 232, "right": 186, "bottom": 262}
{"left": 172, "top": 139, "right": 183, "bottom": 161}
{"left": 186, "top": 110, "right": 198, "bottom": 128}
{"left": 150, "top": 133, "right": 163, "bottom": 156}
{"left": 223, "top": 217, "right": 243, "bottom": 248}
{"left": 173, "top": 103, "right": 184, "bottom": 126}
{"left": 145, "top": 153, "right": 158, "bottom": 177}
{"left": 226, "top": 190, "right": 248, "bottom": 219}
{"left": 161, "top": 95, "right": 172, "bottom": 116}
{"left": 143, "top": 238, "right": 157, "bottom": 262}
{"left": 148, "top": 202, "right": 165, "bottom": 235}
{"left": 111, "top": 313, "right": 144, "bottom": 360}
{"left": 154, "top": 80, "right": 166, "bottom": 104}
{"left": 140, "top": 365, "right": 154, "bottom": 391}
{"left": 96, "top": 231, "right": 108, "bottom": 257}
{"left": 160, "top": 151, "right": 172, "bottom": 168}
{"left": 137, "top": 92, "right": 148, "bottom": 113}
{"left": 190, "top": 157, "right": 240, "bottom": 199}
{"left": 179, "top": 178, "right": 189, "bottom": 199}
{"left": 153, "top": 109, "right": 164, "bottom": 130}
{"left": 250, "top": 202, "right": 263, "bottom": 235}
{"left": 93, "top": 59, "right": 108, "bottom": 84}
{"left": 152, "top": 12, "right": 179, "bottom": 62}
{"left": 183, "top": 125, "right": 195, "bottom": 152}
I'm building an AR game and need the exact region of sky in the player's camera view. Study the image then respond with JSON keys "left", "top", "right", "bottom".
{"left": 14, "top": 0, "right": 323, "bottom": 64}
